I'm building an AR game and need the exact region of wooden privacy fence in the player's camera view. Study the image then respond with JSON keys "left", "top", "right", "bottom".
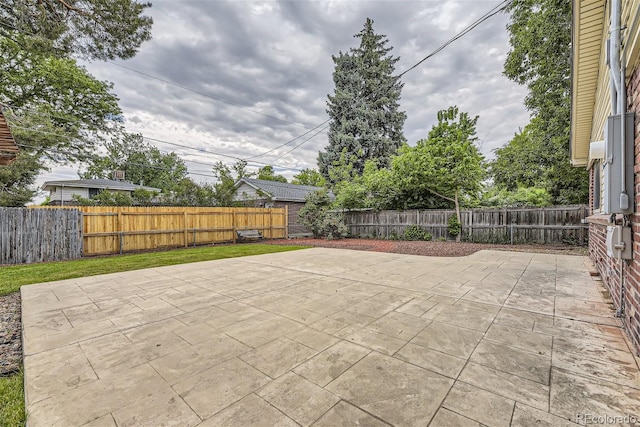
{"left": 35, "top": 206, "right": 287, "bottom": 256}
{"left": 344, "top": 205, "right": 589, "bottom": 245}
{"left": 0, "top": 208, "right": 82, "bottom": 264}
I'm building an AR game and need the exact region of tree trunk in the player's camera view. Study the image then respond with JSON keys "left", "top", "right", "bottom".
{"left": 454, "top": 189, "right": 461, "bottom": 243}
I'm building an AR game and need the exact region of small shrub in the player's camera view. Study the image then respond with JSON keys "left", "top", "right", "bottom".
{"left": 298, "top": 190, "right": 332, "bottom": 238}
{"left": 402, "top": 225, "right": 432, "bottom": 241}
{"left": 438, "top": 236, "right": 447, "bottom": 242}
{"left": 322, "top": 213, "right": 348, "bottom": 240}
{"left": 447, "top": 214, "right": 461, "bottom": 236}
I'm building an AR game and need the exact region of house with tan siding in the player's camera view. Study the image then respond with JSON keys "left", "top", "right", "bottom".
{"left": 571, "top": 0, "right": 640, "bottom": 352}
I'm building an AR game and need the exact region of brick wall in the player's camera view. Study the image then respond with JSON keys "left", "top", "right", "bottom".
{"left": 589, "top": 62, "right": 640, "bottom": 353}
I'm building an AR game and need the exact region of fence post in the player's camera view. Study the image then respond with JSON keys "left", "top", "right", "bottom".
{"left": 510, "top": 223, "right": 514, "bottom": 245}
{"left": 541, "top": 207, "right": 546, "bottom": 244}
{"left": 183, "top": 210, "right": 188, "bottom": 248}
{"left": 284, "top": 206, "right": 288, "bottom": 239}
{"left": 79, "top": 210, "right": 84, "bottom": 258}
{"left": 232, "top": 211, "right": 237, "bottom": 243}
{"left": 117, "top": 210, "right": 123, "bottom": 255}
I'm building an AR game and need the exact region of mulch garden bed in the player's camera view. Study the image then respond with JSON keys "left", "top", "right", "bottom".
{"left": 266, "top": 237, "right": 588, "bottom": 257}
{"left": 0, "top": 292, "right": 21, "bottom": 376}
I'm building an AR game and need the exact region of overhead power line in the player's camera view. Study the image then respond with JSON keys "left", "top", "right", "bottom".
{"left": 14, "top": 142, "right": 219, "bottom": 179}
{"left": 107, "top": 61, "right": 311, "bottom": 130}
{"left": 2, "top": 0, "right": 511, "bottom": 166}
{"left": 252, "top": 0, "right": 513, "bottom": 160}
{"left": 399, "top": 0, "right": 511, "bottom": 77}
{"left": 6, "top": 122, "right": 305, "bottom": 173}
{"left": 243, "top": 118, "right": 331, "bottom": 160}
{"left": 1, "top": 101, "right": 313, "bottom": 171}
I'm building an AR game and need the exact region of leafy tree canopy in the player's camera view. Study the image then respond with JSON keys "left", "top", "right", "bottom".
{"left": 292, "top": 168, "right": 325, "bottom": 187}
{"left": 212, "top": 160, "right": 253, "bottom": 207}
{"left": 0, "top": 0, "right": 153, "bottom": 206}
{"left": 1, "top": 0, "right": 153, "bottom": 60}
{"left": 165, "top": 178, "right": 217, "bottom": 207}
{"left": 478, "top": 185, "right": 551, "bottom": 208}
{"left": 80, "top": 132, "right": 188, "bottom": 192}
{"left": 72, "top": 188, "right": 157, "bottom": 206}
{"left": 490, "top": 122, "right": 545, "bottom": 190}
{"left": 392, "top": 107, "right": 486, "bottom": 230}
{"left": 501, "top": 0, "right": 587, "bottom": 204}
{"left": 256, "top": 165, "right": 287, "bottom": 183}
{"left": 333, "top": 107, "right": 487, "bottom": 221}
{"left": 318, "top": 18, "right": 406, "bottom": 183}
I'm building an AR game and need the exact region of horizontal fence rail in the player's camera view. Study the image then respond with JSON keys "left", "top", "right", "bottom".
{"left": 35, "top": 206, "right": 288, "bottom": 256}
{"left": 344, "top": 205, "right": 589, "bottom": 245}
{"left": 0, "top": 208, "right": 82, "bottom": 264}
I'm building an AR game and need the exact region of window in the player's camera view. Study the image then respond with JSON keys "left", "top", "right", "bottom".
{"left": 89, "top": 188, "right": 101, "bottom": 198}
{"left": 593, "top": 160, "right": 601, "bottom": 211}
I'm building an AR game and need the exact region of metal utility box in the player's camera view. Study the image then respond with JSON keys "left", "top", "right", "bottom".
{"left": 603, "top": 113, "right": 635, "bottom": 214}
{"left": 606, "top": 225, "right": 633, "bottom": 259}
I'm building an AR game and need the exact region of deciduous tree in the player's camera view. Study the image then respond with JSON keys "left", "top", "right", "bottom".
{"left": 256, "top": 165, "right": 288, "bottom": 183}
{"left": 490, "top": 123, "right": 545, "bottom": 190}
{"left": 1, "top": 0, "right": 153, "bottom": 60}
{"left": 292, "top": 168, "right": 325, "bottom": 187}
{"left": 212, "top": 160, "right": 253, "bottom": 207}
{"left": 502, "top": 0, "right": 587, "bottom": 204}
{"left": 392, "top": 107, "right": 486, "bottom": 240}
{"left": 80, "top": 133, "right": 188, "bottom": 192}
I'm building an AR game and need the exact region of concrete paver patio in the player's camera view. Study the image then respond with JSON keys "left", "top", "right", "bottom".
{"left": 22, "top": 248, "right": 640, "bottom": 426}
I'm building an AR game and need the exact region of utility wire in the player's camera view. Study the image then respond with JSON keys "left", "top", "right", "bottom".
{"left": 398, "top": 0, "right": 512, "bottom": 77}
{"left": 107, "top": 61, "right": 310, "bottom": 129}
{"left": 243, "top": 118, "right": 331, "bottom": 160}
{"left": 3, "top": 0, "right": 511, "bottom": 165}
{"left": 271, "top": 123, "right": 331, "bottom": 162}
{"left": 2, "top": 102, "right": 308, "bottom": 171}
{"left": 7, "top": 122, "right": 305, "bottom": 172}
{"left": 264, "top": 0, "right": 512, "bottom": 160}
{"left": 14, "top": 143, "right": 219, "bottom": 179}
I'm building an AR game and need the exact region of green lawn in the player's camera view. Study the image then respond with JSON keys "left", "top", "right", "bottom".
{"left": 0, "top": 370, "right": 25, "bottom": 427}
{"left": 0, "top": 243, "right": 308, "bottom": 296}
{"left": 0, "top": 243, "right": 308, "bottom": 426}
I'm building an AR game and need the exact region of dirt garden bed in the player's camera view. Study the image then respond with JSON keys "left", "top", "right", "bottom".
{"left": 267, "top": 238, "right": 588, "bottom": 257}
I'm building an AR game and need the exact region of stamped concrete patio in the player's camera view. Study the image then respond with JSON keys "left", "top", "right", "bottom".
{"left": 22, "top": 248, "right": 640, "bottom": 426}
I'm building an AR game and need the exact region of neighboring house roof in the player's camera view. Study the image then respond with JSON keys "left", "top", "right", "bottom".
{"left": 42, "top": 179, "right": 161, "bottom": 193}
{"left": 0, "top": 110, "right": 18, "bottom": 165}
{"left": 235, "top": 178, "right": 331, "bottom": 202}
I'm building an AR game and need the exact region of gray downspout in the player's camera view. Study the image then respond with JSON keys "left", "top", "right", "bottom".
{"left": 610, "top": 0, "right": 621, "bottom": 115}
{"left": 612, "top": 0, "right": 626, "bottom": 317}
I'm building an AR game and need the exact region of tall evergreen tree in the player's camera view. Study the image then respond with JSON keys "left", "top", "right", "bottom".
{"left": 318, "top": 18, "right": 406, "bottom": 184}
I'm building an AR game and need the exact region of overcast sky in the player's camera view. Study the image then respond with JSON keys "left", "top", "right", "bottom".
{"left": 39, "top": 0, "right": 530, "bottom": 193}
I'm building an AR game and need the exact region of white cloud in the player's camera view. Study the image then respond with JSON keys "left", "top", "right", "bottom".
{"left": 36, "top": 0, "right": 529, "bottom": 196}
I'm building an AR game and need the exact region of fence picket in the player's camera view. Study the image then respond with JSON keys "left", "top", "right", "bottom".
{"left": 0, "top": 208, "right": 82, "bottom": 264}
{"left": 344, "top": 205, "right": 589, "bottom": 245}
